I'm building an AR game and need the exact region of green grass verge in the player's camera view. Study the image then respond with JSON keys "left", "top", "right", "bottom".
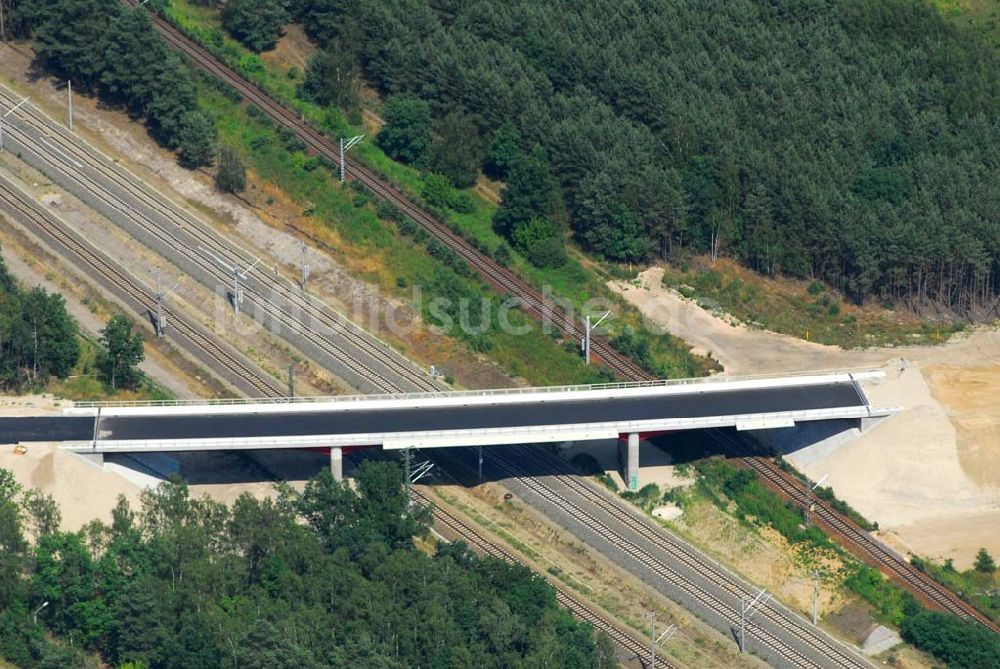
{"left": 199, "top": 81, "right": 641, "bottom": 386}
{"left": 431, "top": 489, "right": 540, "bottom": 560}
{"left": 160, "top": 0, "right": 716, "bottom": 380}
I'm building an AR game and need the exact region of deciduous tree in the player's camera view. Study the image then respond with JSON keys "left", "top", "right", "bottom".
{"left": 376, "top": 96, "right": 431, "bottom": 167}
{"left": 222, "top": 0, "right": 289, "bottom": 52}
{"left": 99, "top": 315, "right": 144, "bottom": 391}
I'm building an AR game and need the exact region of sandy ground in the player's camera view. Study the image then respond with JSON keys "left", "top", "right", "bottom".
{"left": 610, "top": 267, "right": 887, "bottom": 375}
{"left": 1, "top": 442, "right": 144, "bottom": 532}
{"left": 612, "top": 267, "right": 1000, "bottom": 567}
{"left": 0, "top": 394, "right": 69, "bottom": 416}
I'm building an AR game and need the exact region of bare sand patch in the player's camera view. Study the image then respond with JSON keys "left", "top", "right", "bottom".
{"left": 612, "top": 266, "right": 1000, "bottom": 566}
{"left": 923, "top": 365, "right": 1000, "bottom": 488}
{"left": 652, "top": 504, "right": 683, "bottom": 521}
{"left": 609, "top": 267, "right": 885, "bottom": 375}
{"left": 0, "top": 394, "right": 66, "bottom": 416}
{"left": 1, "top": 443, "right": 143, "bottom": 532}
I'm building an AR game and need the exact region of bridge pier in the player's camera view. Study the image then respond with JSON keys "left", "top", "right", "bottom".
{"left": 618, "top": 433, "right": 640, "bottom": 492}
{"left": 330, "top": 447, "right": 343, "bottom": 482}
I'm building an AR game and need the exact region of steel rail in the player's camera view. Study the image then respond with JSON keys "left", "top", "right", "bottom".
{"left": 122, "top": 0, "right": 647, "bottom": 379}
{"left": 0, "top": 84, "right": 432, "bottom": 392}
{"left": 496, "top": 445, "right": 876, "bottom": 668}
{"left": 0, "top": 169, "right": 654, "bottom": 663}
{"left": 25, "top": 3, "right": 997, "bottom": 638}
{"left": 481, "top": 447, "right": 867, "bottom": 668}
{"left": 711, "top": 431, "right": 1000, "bottom": 634}
{"left": 409, "top": 487, "right": 663, "bottom": 666}
{"left": 0, "top": 176, "right": 284, "bottom": 398}
{"left": 0, "top": 88, "right": 428, "bottom": 394}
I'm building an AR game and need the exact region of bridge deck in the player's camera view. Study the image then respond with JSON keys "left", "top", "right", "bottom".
{"left": 0, "top": 381, "right": 866, "bottom": 446}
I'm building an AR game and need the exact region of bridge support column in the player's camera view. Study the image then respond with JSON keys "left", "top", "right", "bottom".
{"left": 330, "top": 447, "right": 343, "bottom": 482}
{"left": 618, "top": 433, "right": 640, "bottom": 492}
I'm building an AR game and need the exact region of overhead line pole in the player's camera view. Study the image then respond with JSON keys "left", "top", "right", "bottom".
{"left": 649, "top": 611, "right": 656, "bottom": 669}
{"left": 199, "top": 247, "right": 261, "bottom": 315}
{"left": 155, "top": 268, "right": 165, "bottom": 336}
{"left": 339, "top": 134, "right": 364, "bottom": 183}
{"left": 738, "top": 589, "right": 771, "bottom": 654}
{"left": 583, "top": 310, "right": 611, "bottom": 365}
{"left": 812, "top": 570, "right": 820, "bottom": 625}
{"left": 153, "top": 268, "right": 179, "bottom": 337}
{"left": 804, "top": 473, "right": 828, "bottom": 527}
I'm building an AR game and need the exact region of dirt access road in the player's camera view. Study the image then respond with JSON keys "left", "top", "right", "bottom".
{"left": 612, "top": 267, "right": 1000, "bottom": 568}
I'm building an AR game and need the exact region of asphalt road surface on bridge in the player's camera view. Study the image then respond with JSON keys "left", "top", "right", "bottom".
{"left": 0, "top": 382, "right": 864, "bottom": 444}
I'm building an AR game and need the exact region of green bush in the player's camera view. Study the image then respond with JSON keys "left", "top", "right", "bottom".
{"left": 621, "top": 483, "right": 661, "bottom": 511}
{"left": 844, "top": 564, "right": 915, "bottom": 626}
{"left": 493, "top": 243, "right": 513, "bottom": 266}
{"left": 221, "top": 0, "right": 288, "bottom": 52}
{"left": 422, "top": 173, "right": 453, "bottom": 209}
{"left": 901, "top": 610, "right": 1000, "bottom": 668}
{"left": 694, "top": 458, "right": 829, "bottom": 548}
{"left": 451, "top": 191, "right": 476, "bottom": 214}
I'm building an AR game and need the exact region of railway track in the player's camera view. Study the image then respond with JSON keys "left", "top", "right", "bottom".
{"left": 118, "top": 17, "right": 998, "bottom": 634}
{"left": 709, "top": 431, "right": 1000, "bottom": 634}
{"left": 410, "top": 487, "right": 661, "bottom": 666}
{"left": 10, "top": 4, "right": 995, "bottom": 651}
{"left": 0, "top": 161, "right": 655, "bottom": 661}
{"left": 106, "top": 7, "right": 997, "bottom": 635}
{"left": 0, "top": 175, "right": 284, "bottom": 398}
{"left": 0, "top": 85, "right": 437, "bottom": 395}
{"left": 483, "top": 445, "right": 873, "bottom": 668}
{"left": 125, "top": 0, "right": 648, "bottom": 380}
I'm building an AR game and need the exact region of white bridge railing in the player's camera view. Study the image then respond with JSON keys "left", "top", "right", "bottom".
{"left": 73, "top": 368, "right": 884, "bottom": 409}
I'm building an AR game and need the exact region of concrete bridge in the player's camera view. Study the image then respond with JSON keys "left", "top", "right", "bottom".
{"left": 0, "top": 371, "right": 895, "bottom": 490}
